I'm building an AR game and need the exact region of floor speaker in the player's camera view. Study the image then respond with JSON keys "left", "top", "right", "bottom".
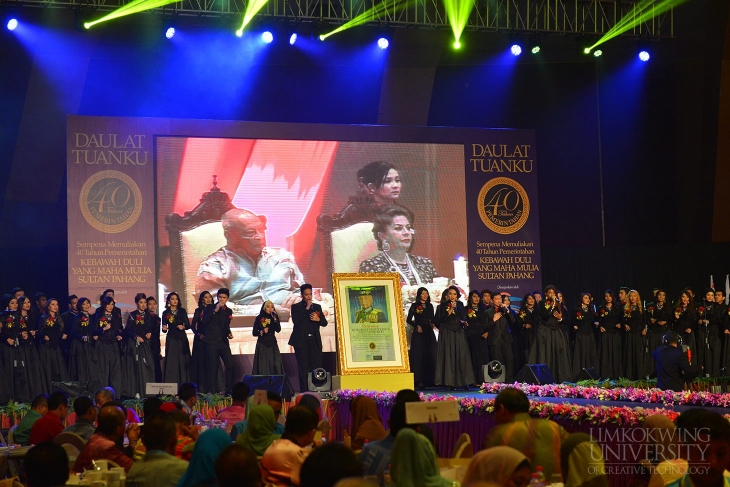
{"left": 514, "top": 364, "right": 556, "bottom": 385}
{"left": 573, "top": 367, "right": 600, "bottom": 382}
{"left": 242, "top": 375, "right": 295, "bottom": 400}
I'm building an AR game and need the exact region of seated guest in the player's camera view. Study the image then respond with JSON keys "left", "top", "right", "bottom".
{"left": 74, "top": 404, "right": 140, "bottom": 473}
{"left": 299, "top": 443, "right": 363, "bottom": 487}
{"left": 389, "top": 428, "right": 454, "bottom": 487}
{"left": 486, "top": 387, "right": 568, "bottom": 479}
{"left": 127, "top": 414, "right": 189, "bottom": 487}
{"left": 346, "top": 396, "right": 387, "bottom": 450}
{"left": 14, "top": 394, "right": 48, "bottom": 446}
{"left": 168, "top": 409, "right": 198, "bottom": 460}
{"left": 29, "top": 391, "right": 70, "bottom": 445}
{"left": 295, "top": 393, "right": 323, "bottom": 422}
{"left": 143, "top": 397, "right": 164, "bottom": 421}
{"left": 261, "top": 405, "right": 319, "bottom": 486}
{"left": 236, "top": 404, "right": 281, "bottom": 456}
{"left": 177, "top": 429, "right": 232, "bottom": 487}
{"left": 178, "top": 382, "right": 201, "bottom": 423}
{"left": 231, "top": 392, "right": 285, "bottom": 441}
{"left": 216, "top": 382, "right": 250, "bottom": 424}
{"left": 560, "top": 433, "right": 609, "bottom": 487}
{"left": 24, "top": 443, "right": 69, "bottom": 487}
{"left": 463, "top": 446, "right": 531, "bottom": 486}
{"left": 215, "top": 444, "right": 262, "bottom": 487}
{"left": 62, "top": 396, "right": 97, "bottom": 442}
{"left": 96, "top": 387, "right": 141, "bottom": 423}
{"left": 643, "top": 415, "right": 686, "bottom": 487}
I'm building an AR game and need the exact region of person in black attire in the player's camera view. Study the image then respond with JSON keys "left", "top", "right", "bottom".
{"left": 652, "top": 331, "right": 698, "bottom": 391}
{"left": 60, "top": 295, "right": 78, "bottom": 363}
{"left": 515, "top": 293, "right": 538, "bottom": 369}
{"left": 146, "top": 296, "right": 163, "bottom": 382}
{"left": 672, "top": 291, "right": 697, "bottom": 358}
{"left": 531, "top": 285, "right": 571, "bottom": 383}
{"left": 645, "top": 289, "right": 672, "bottom": 377}
{"left": 30, "top": 292, "right": 47, "bottom": 331}
{"left": 406, "top": 287, "right": 436, "bottom": 389}
{"left": 202, "top": 288, "right": 234, "bottom": 394}
{"left": 485, "top": 293, "right": 514, "bottom": 382}
{"left": 92, "top": 295, "right": 123, "bottom": 393}
{"left": 464, "top": 290, "right": 489, "bottom": 385}
{"left": 122, "top": 293, "right": 155, "bottom": 398}
{"left": 571, "top": 292, "right": 598, "bottom": 380}
{"left": 1, "top": 294, "right": 29, "bottom": 402}
{"left": 717, "top": 290, "right": 730, "bottom": 373}
{"left": 696, "top": 288, "right": 722, "bottom": 377}
{"left": 37, "top": 298, "right": 70, "bottom": 391}
{"left": 289, "top": 283, "right": 328, "bottom": 392}
{"left": 251, "top": 300, "right": 283, "bottom": 375}
{"left": 622, "top": 290, "right": 648, "bottom": 380}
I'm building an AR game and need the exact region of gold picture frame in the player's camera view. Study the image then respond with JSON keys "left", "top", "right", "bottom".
{"left": 332, "top": 272, "right": 411, "bottom": 375}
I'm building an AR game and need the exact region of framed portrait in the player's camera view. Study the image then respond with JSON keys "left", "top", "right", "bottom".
{"left": 332, "top": 273, "right": 411, "bottom": 375}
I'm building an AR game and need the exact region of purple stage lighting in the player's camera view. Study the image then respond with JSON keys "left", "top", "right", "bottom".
{"left": 7, "top": 18, "right": 18, "bottom": 31}
{"left": 289, "top": 33, "right": 297, "bottom": 45}
{"left": 165, "top": 27, "right": 175, "bottom": 39}
{"left": 510, "top": 44, "right": 522, "bottom": 56}
{"left": 262, "top": 31, "right": 273, "bottom": 43}
{"left": 377, "top": 37, "right": 389, "bottom": 49}
{"left": 638, "top": 50, "right": 650, "bottom": 62}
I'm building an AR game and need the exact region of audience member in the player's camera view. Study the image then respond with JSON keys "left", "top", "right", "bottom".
{"left": 127, "top": 414, "right": 189, "bottom": 487}
{"left": 463, "top": 446, "right": 531, "bottom": 486}
{"left": 29, "top": 391, "right": 69, "bottom": 445}
{"left": 644, "top": 415, "right": 686, "bottom": 487}
{"left": 664, "top": 409, "right": 730, "bottom": 487}
{"left": 389, "top": 428, "right": 454, "bottom": 487}
{"left": 168, "top": 409, "right": 198, "bottom": 460}
{"left": 177, "top": 429, "right": 231, "bottom": 487}
{"left": 215, "top": 444, "right": 262, "bottom": 487}
{"left": 178, "top": 382, "right": 203, "bottom": 424}
{"left": 24, "top": 443, "right": 69, "bottom": 487}
{"left": 236, "top": 404, "right": 281, "bottom": 456}
{"left": 346, "top": 396, "right": 387, "bottom": 450}
{"left": 74, "top": 404, "right": 139, "bottom": 473}
{"left": 95, "top": 387, "right": 141, "bottom": 423}
{"left": 143, "top": 397, "right": 164, "bottom": 420}
{"left": 261, "top": 405, "right": 319, "bottom": 486}
{"left": 14, "top": 394, "right": 48, "bottom": 446}
{"left": 61, "top": 396, "right": 97, "bottom": 442}
{"left": 299, "top": 443, "right": 363, "bottom": 487}
{"left": 560, "top": 433, "right": 609, "bottom": 487}
{"left": 295, "top": 393, "right": 323, "bottom": 421}
{"left": 486, "top": 387, "right": 568, "bottom": 479}
{"left": 216, "top": 382, "right": 250, "bottom": 424}
{"left": 231, "top": 392, "right": 285, "bottom": 441}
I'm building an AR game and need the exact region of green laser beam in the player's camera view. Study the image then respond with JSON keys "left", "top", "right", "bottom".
{"left": 588, "top": 0, "right": 688, "bottom": 51}
{"left": 319, "top": 0, "right": 414, "bottom": 40}
{"left": 84, "top": 0, "right": 181, "bottom": 28}
{"left": 442, "top": 0, "right": 473, "bottom": 44}
{"left": 236, "top": 0, "right": 270, "bottom": 35}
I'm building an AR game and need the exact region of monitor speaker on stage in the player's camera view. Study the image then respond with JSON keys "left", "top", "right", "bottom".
{"left": 52, "top": 380, "right": 103, "bottom": 397}
{"left": 573, "top": 367, "right": 600, "bottom": 382}
{"left": 483, "top": 361, "right": 505, "bottom": 383}
{"left": 514, "top": 364, "right": 555, "bottom": 385}
{"left": 308, "top": 368, "right": 331, "bottom": 392}
{"left": 242, "top": 375, "right": 295, "bottom": 401}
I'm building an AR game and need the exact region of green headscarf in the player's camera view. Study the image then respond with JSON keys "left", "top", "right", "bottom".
{"left": 236, "top": 404, "right": 281, "bottom": 456}
{"left": 391, "top": 428, "right": 455, "bottom": 487}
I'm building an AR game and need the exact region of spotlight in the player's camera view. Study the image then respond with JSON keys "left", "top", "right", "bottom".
{"left": 165, "top": 27, "right": 175, "bottom": 39}
{"left": 377, "top": 37, "right": 389, "bottom": 49}
{"left": 638, "top": 50, "right": 650, "bottom": 62}
{"left": 236, "top": 29, "right": 243, "bottom": 37}
{"left": 510, "top": 44, "right": 522, "bottom": 56}
{"left": 453, "top": 40, "right": 461, "bottom": 49}
{"left": 262, "top": 31, "right": 273, "bottom": 43}
{"left": 529, "top": 37, "right": 540, "bottom": 54}
{"left": 593, "top": 49, "right": 603, "bottom": 58}
{"left": 289, "top": 33, "right": 297, "bottom": 45}
{"left": 7, "top": 18, "right": 18, "bottom": 31}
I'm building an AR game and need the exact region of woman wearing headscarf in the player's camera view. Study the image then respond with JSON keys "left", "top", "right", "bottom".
{"left": 462, "top": 446, "right": 532, "bottom": 487}
{"left": 406, "top": 287, "right": 437, "bottom": 388}
{"left": 560, "top": 433, "right": 609, "bottom": 487}
{"left": 348, "top": 396, "right": 387, "bottom": 450}
{"left": 390, "top": 428, "right": 456, "bottom": 487}
{"left": 252, "top": 300, "right": 284, "bottom": 375}
{"left": 177, "top": 428, "right": 232, "bottom": 487}
{"left": 236, "top": 404, "right": 282, "bottom": 456}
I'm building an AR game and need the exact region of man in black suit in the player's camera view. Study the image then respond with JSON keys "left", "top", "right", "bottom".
{"left": 289, "top": 284, "right": 328, "bottom": 392}
{"left": 652, "top": 331, "right": 698, "bottom": 392}
{"left": 485, "top": 293, "right": 515, "bottom": 382}
{"left": 202, "top": 288, "right": 234, "bottom": 394}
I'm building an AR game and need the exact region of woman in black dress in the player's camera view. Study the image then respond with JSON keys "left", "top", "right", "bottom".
{"left": 162, "top": 292, "right": 191, "bottom": 384}
{"left": 464, "top": 290, "right": 489, "bottom": 385}
{"left": 646, "top": 289, "right": 672, "bottom": 376}
{"left": 92, "top": 295, "right": 123, "bottom": 393}
{"left": 146, "top": 296, "right": 163, "bottom": 382}
{"left": 571, "top": 292, "right": 598, "bottom": 380}
{"left": 37, "top": 298, "right": 69, "bottom": 391}
{"left": 516, "top": 293, "right": 538, "bottom": 368}
{"left": 696, "top": 288, "right": 721, "bottom": 377}
{"left": 189, "top": 291, "right": 212, "bottom": 391}
{"left": 17, "top": 296, "right": 44, "bottom": 397}
{"left": 1, "top": 295, "right": 29, "bottom": 402}
{"left": 252, "top": 300, "right": 284, "bottom": 374}
{"left": 597, "top": 290, "right": 623, "bottom": 379}
{"left": 122, "top": 293, "right": 156, "bottom": 398}
{"left": 531, "top": 286, "right": 571, "bottom": 383}
{"left": 433, "top": 286, "right": 474, "bottom": 389}
{"left": 69, "top": 297, "right": 96, "bottom": 383}
{"left": 406, "top": 287, "right": 436, "bottom": 389}
{"left": 622, "top": 290, "right": 648, "bottom": 380}
{"left": 672, "top": 291, "right": 697, "bottom": 362}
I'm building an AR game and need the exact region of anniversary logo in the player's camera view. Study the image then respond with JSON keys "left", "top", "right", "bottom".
{"left": 477, "top": 177, "right": 530, "bottom": 235}
{"left": 79, "top": 170, "right": 143, "bottom": 233}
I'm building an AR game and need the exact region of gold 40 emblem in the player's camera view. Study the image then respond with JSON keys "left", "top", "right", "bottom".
{"left": 80, "top": 170, "right": 142, "bottom": 233}
{"left": 477, "top": 177, "right": 530, "bottom": 235}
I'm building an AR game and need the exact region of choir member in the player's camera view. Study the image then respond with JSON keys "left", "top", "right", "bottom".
{"left": 481, "top": 290, "right": 493, "bottom": 310}
{"left": 717, "top": 291, "right": 730, "bottom": 372}
{"left": 146, "top": 296, "right": 163, "bottom": 382}
{"left": 162, "top": 292, "right": 191, "bottom": 384}
{"left": 622, "top": 290, "right": 648, "bottom": 380}
{"left": 60, "top": 295, "right": 78, "bottom": 362}
{"left": 92, "top": 295, "right": 123, "bottom": 394}
{"left": 122, "top": 293, "right": 155, "bottom": 397}
{"left": 406, "top": 287, "right": 437, "bottom": 389}
{"left": 486, "top": 294, "right": 515, "bottom": 382}
{"left": 17, "top": 296, "right": 44, "bottom": 398}
{"left": 618, "top": 287, "right": 630, "bottom": 307}
{"left": 69, "top": 297, "right": 96, "bottom": 383}
{"left": 30, "top": 292, "right": 47, "bottom": 332}
{"left": 672, "top": 291, "right": 697, "bottom": 362}
{"left": 464, "top": 290, "right": 489, "bottom": 385}
{"left": 645, "top": 289, "right": 672, "bottom": 376}
{"left": 532, "top": 286, "right": 571, "bottom": 383}
{"left": 572, "top": 293, "right": 599, "bottom": 380}
{"left": 1, "top": 295, "right": 29, "bottom": 402}
{"left": 251, "top": 300, "right": 284, "bottom": 374}
{"left": 190, "top": 291, "right": 212, "bottom": 392}
{"left": 597, "top": 290, "right": 623, "bottom": 379}
{"left": 696, "top": 288, "right": 721, "bottom": 377}
{"left": 433, "top": 286, "right": 474, "bottom": 389}
{"left": 37, "top": 298, "right": 69, "bottom": 390}
{"left": 516, "top": 293, "right": 538, "bottom": 369}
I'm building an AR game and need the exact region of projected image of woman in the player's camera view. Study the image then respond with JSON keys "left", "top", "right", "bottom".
{"left": 356, "top": 161, "right": 402, "bottom": 207}
{"left": 358, "top": 208, "right": 437, "bottom": 286}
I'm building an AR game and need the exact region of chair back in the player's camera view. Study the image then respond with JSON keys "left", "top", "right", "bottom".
{"left": 7, "top": 425, "right": 17, "bottom": 445}
{"left": 451, "top": 432, "right": 473, "bottom": 458}
{"left": 54, "top": 432, "right": 87, "bottom": 452}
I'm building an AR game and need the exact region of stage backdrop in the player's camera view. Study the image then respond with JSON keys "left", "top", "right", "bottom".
{"left": 67, "top": 116, "right": 539, "bottom": 317}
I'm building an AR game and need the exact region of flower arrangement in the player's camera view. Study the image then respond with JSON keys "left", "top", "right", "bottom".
{"left": 19, "top": 317, "right": 26, "bottom": 329}
{"left": 599, "top": 307, "right": 608, "bottom": 318}
{"left": 136, "top": 314, "right": 146, "bottom": 326}
{"left": 4, "top": 317, "right": 13, "bottom": 329}
{"left": 624, "top": 309, "right": 632, "bottom": 319}
{"left": 167, "top": 314, "right": 175, "bottom": 324}
{"left": 675, "top": 308, "right": 682, "bottom": 317}
{"left": 45, "top": 317, "right": 55, "bottom": 327}
{"left": 260, "top": 318, "right": 270, "bottom": 328}
{"left": 698, "top": 306, "right": 705, "bottom": 317}
{"left": 99, "top": 317, "right": 108, "bottom": 328}
{"left": 80, "top": 316, "right": 89, "bottom": 327}
{"left": 519, "top": 310, "right": 527, "bottom": 320}
{"left": 415, "top": 305, "right": 424, "bottom": 314}
{"left": 575, "top": 311, "right": 584, "bottom": 320}
{"left": 467, "top": 308, "right": 477, "bottom": 319}
{"left": 648, "top": 306, "right": 655, "bottom": 316}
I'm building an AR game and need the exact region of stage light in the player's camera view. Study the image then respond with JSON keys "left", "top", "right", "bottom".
{"left": 7, "top": 18, "right": 18, "bottom": 31}
{"left": 453, "top": 40, "right": 461, "bottom": 49}
{"left": 377, "top": 37, "right": 389, "bottom": 49}
{"left": 262, "top": 31, "right": 273, "bottom": 43}
{"left": 165, "top": 27, "right": 175, "bottom": 39}
{"left": 289, "top": 33, "right": 297, "bottom": 45}
{"left": 593, "top": 49, "right": 603, "bottom": 58}
{"left": 638, "top": 50, "right": 650, "bottom": 62}
{"left": 529, "top": 37, "right": 540, "bottom": 54}
{"left": 583, "top": 47, "right": 591, "bottom": 55}
{"left": 510, "top": 44, "right": 522, "bottom": 56}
